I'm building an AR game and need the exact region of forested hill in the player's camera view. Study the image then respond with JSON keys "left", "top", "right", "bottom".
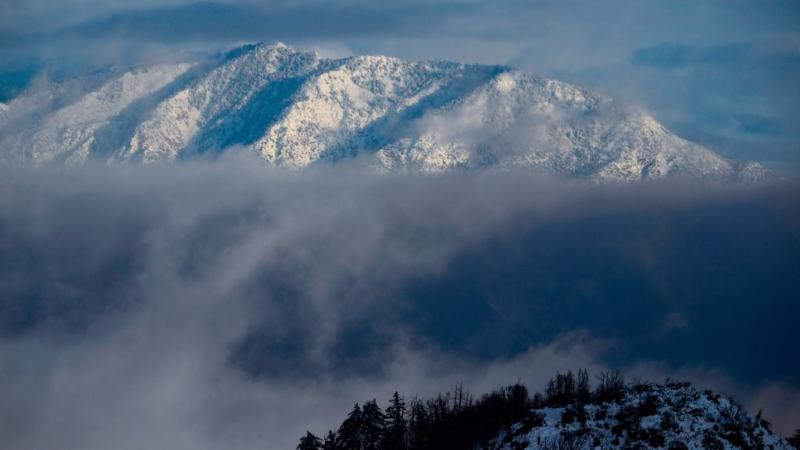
{"left": 295, "top": 370, "right": 799, "bottom": 450}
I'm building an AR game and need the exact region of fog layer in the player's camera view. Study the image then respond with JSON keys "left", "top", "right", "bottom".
{"left": 0, "top": 163, "right": 798, "bottom": 449}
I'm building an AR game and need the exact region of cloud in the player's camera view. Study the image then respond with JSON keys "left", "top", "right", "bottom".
{"left": 524, "top": 38, "right": 800, "bottom": 164}
{"left": 0, "top": 318, "right": 608, "bottom": 450}
{"left": 628, "top": 40, "right": 800, "bottom": 162}
{"left": 0, "top": 1, "right": 468, "bottom": 49}
{"left": 628, "top": 40, "right": 800, "bottom": 70}
{"left": 0, "top": 162, "right": 798, "bottom": 448}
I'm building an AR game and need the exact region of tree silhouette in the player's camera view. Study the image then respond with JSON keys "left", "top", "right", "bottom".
{"left": 595, "top": 370, "right": 625, "bottom": 403}
{"left": 295, "top": 369, "right": 783, "bottom": 450}
{"left": 788, "top": 429, "right": 800, "bottom": 449}
{"left": 384, "top": 391, "right": 406, "bottom": 450}
{"left": 407, "top": 398, "right": 429, "bottom": 450}
{"left": 577, "top": 368, "right": 591, "bottom": 404}
{"left": 545, "top": 371, "right": 576, "bottom": 407}
{"left": 361, "top": 399, "right": 386, "bottom": 450}
{"left": 337, "top": 403, "right": 363, "bottom": 450}
{"left": 322, "top": 430, "right": 338, "bottom": 450}
{"left": 297, "top": 431, "right": 322, "bottom": 450}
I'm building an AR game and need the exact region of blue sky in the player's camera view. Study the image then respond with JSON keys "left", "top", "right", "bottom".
{"left": 1, "top": 0, "right": 798, "bottom": 163}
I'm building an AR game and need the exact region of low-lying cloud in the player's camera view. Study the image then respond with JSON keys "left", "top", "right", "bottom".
{"left": 0, "top": 162, "right": 798, "bottom": 449}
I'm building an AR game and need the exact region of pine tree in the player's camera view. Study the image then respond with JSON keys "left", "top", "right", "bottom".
{"left": 361, "top": 399, "right": 386, "bottom": 450}
{"left": 323, "top": 430, "right": 338, "bottom": 450}
{"left": 338, "top": 403, "right": 363, "bottom": 450}
{"left": 407, "top": 398, "right": 429, "bottom": 450}
{"left": 297, "top": 431, "right": 323, "bottom": 450}
{"left": 384, "top": 391, "right": 407, "bottom": 450}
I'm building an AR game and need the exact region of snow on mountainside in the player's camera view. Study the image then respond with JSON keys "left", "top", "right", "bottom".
{"left": 490, "top": 381, "right": 792, "bottom": 450}
{"left": 0, "top": 42, "right": 765, "bottom": 181}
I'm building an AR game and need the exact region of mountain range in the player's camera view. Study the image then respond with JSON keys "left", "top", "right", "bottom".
{"left": 0, "top": 42, "right": 765, "bottom": 181}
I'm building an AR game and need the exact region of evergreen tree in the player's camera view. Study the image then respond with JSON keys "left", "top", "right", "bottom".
{"left": 384, "top": 391, "right": 407, "bottom": 450}
{"left": 297, "top": 431, "right": 322, "bottom": 450}
{"left": 322, "top": 430, "right": 338, "bottom": 450}
{"left": 338, "top": 403, "right": 363, "bottom": 450}
{"left": 361, "top": 399, "right": 386, "bottom": 450}
{"left": 407, "top": 398, "right": 429, "bottom": 450}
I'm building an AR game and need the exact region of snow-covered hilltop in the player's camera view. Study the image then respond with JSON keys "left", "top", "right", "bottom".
{"left": 295, "top": 372, "right": 796, "bottom": 450}
{"left": 0, "top": 42, "right": 765, "bottom": 181}
{"left": 491, "top": 380, "right": 791, "bottom": 449}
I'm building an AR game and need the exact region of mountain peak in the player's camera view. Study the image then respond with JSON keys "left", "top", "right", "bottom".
{"left": 222, "top": 41, "right": 299, "bottom": 62}
{"left": 251, "top": 40, "right": 295, "bottom": 55}
{"left": 0, "top": 47, "right": 764, "bottom": 181}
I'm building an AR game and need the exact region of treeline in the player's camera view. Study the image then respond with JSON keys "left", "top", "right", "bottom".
{"left": 296, "top": 369, "right": 627, "bottom": 450}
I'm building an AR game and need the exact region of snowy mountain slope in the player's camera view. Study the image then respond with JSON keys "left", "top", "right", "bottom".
{"left": 252, "top": 56, "right": 504, "bottom": 168}
{"left": 115, "top": 43, "right": 328, "bottom": 163}
{"left": 0, "top": 42, "right": 764, "bottom": 180}
{"left": 372, "top": 72, "right": 736, "bottom": 178}
{"left": 490, "top": 381, "right": 792, "bottom": 450}
{"left": 0, "top": 64, "right": 194, "bottom": 164}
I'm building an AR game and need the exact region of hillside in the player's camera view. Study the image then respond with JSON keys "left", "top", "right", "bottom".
{"left": 295, "top": 371, "right": 797, "bottom": 450}
{"left": 491, "top": 379, "right": 791, "bottom": 449}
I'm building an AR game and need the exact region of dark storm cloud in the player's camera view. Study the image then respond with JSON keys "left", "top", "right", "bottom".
{"left": 76, "top": 2, "right": 463, "bottom": 42}
{"left": 0, "top": 161, "right": 798, "bottom": 449}
{"left": 630, "top": 41, "right": 800, "bottom": 71}
{"left": 0, "top": 1, "right": 472, "bottom": 100}
{"left": 0, "top": 1, "right": 466, "bottom": 46}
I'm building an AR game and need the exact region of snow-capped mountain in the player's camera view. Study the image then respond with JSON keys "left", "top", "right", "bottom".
{"left": 490, "top": 381, "right": 792, "bottom": 449}
{"left": 0, "top": 42, "right": 764, "bottom": 181}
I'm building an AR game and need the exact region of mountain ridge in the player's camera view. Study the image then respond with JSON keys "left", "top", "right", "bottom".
{"left": 0, "top": 42, "right": 766, "bottom": 181}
